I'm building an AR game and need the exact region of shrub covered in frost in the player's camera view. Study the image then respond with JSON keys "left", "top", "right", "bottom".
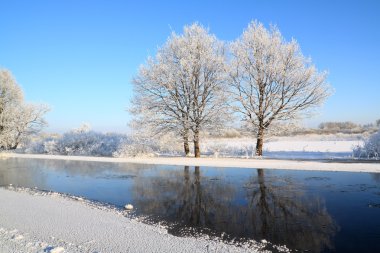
{"left": 55, "top": 131, "right": 127, "bottom": 156}
{"left": 25, "top": 137, "right": 58, "bottom": 154}
{"left": 113, "top": 138, "right": 156, "bottom": 157}
{"left": 25, "top": 124, "right": 183, "bottom": 158}
{"left": 318, "top": 121, "right": 377, "bottom": 134}
{"left": 25, "top": 129, "right": 127, "bottom": 157}
{"left": 113, "top": 133, "right": 183, "bottom": 157}
{"left": 353, "top": 130, "right": 380, "bottom": 159}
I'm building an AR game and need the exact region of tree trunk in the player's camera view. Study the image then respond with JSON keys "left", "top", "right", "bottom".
{"left": 11, "top": 132, "right": 22, "bottom": 150}
{"left": 255, "top": 125, "right": 265, "bottom": 156}
{"left": 183, "top": 135, "right": 190, "bottom": 156}
{"left": 182, "top": 116, "right": 190, "bottom": 156}
{"left": 193, "top": 129, "right": 200, "bottom": 158}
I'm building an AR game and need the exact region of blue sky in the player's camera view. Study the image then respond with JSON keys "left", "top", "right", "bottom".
{"left": 1, "top": 0, "right": 379, "bottom": 132}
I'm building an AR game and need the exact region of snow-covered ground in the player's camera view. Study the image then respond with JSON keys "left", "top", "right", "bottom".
{"left": 4, "top": 153, "right": 380, "bottom": 173}
{"left": 0, "top": 187, "right": 274, "bottom": 253}
{"left": 265, "top": 138, "right": 361, "bottom": 153}
{"left": 202, "top": 134, "right": 364, "bottom": 159}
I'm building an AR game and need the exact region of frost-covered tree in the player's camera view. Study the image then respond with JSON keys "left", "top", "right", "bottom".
{"left": 8, "top": 103, "right": 49, "bottom": 149}
{"left": 0, "top": 69, "right": 49, "bottom": 149}
{"left": 131, "top": 23, "right": 228, "bottom": 157}
{"left": 229, "top": 21, "right": 331, "bottom": 156}
{"left": 0, "top": 69, "right": 23, "bottom": 134}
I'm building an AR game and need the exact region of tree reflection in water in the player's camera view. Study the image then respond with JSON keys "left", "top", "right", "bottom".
{"left": 133, "top": 166, "right": 236, "bottom": 236}
{"left": 133, "top": 167, "right": 337, "bottom": 252}
{"left": 246, "top": 169, "right": 337, "bottom": 252}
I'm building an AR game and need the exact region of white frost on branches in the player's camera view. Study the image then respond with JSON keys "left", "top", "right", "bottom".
{"left": 353, "top": 130, "right": 380, "bottom": 159}
{"left": 0, "top": 69, "right": 49, "bottom": 150}
{"left": 26, "top": 126, "right": 128, "bottom": 157}
{"left": 25, "top": 126, "right": 183, "bottom": 158}
{"left": 131, "top": 23, "right": 229, "bottom": 157}
{"left": 229, "top": 21, "right": 332, "bottom": 155}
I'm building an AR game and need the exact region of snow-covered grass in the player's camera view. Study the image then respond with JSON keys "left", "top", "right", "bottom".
{"left": 0, "top": 187, "right": 275, "bottom": 253}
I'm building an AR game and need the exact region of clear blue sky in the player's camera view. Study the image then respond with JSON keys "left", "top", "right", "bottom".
{"left": 1, "top": 0, "right": 379, "bottom": 132}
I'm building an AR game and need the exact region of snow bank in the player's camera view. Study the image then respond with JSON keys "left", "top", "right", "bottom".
{"left": 0, "top": 187, "right": 274, "bottom": 253}
{"left": 4, "top": 153, "right": 380, "bottom": 173}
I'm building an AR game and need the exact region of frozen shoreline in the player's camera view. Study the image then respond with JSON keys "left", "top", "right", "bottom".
{"left": 0, "top": 187, "right": 271, "bottom": 253}
{"left": 3, "top": 153, "right": 380, "bottom": 173}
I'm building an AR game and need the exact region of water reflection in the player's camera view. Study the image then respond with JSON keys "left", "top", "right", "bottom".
{"left": 133, "top": 166, "right": 236, "bottom": 234}
{"left": 133, "top": 166, "right": 337, "bottom": 252}
{"left": 246, "top": 169, "right": 337, "bottom": 252}
{"left": 372, "top": 173, "right": 380, "bottom": 183}
{"left": 0, "top": 158, "right": 48, "bottom": 188}
{"left": 0, "top": 158, "right": 152, "bottom": 188}
{"left": 0, "top": 158, "right": 154, "bottom": 207}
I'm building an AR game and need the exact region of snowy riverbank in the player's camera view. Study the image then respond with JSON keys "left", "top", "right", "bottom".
{"left": 3, "top": 153, "right": 380, "bottom": 173}
{"left": 0, "top": 187, "right": 274, "bottom": 253}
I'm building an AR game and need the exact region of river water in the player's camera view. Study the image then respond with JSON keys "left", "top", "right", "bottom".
{"left": 0, "top": 157, "right": 379, "bottom": 252}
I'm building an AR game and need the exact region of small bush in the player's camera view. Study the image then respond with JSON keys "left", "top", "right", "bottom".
{"left": 220, "top": 128, "right": 242, "bottom": 138}
{"left": 114, "top": 133, "right": 183, "bottom": 157}
{"left": 353, "top": 130, "right": 380, "bottom": 159}
{"left": 113, "top": 139, "right": 156, "bottom": 157}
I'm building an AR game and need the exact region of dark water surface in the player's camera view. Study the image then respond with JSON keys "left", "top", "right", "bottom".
{"left": 1, "top": 158, "right": 380, "bottom": 252}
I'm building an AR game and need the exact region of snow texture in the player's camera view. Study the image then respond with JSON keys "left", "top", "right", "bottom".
{"left": 0, "top": 187, "right": 274, "bottom": 253}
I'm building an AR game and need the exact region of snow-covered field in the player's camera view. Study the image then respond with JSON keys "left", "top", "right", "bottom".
{"left": 0, "top": 187, "right": 274, "bottom": 253}
{"left": 202, "top": 134, "right": 363, "bottom": 159}
{"left": 264, "top": 136, "right": 362, "bottom": 153}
